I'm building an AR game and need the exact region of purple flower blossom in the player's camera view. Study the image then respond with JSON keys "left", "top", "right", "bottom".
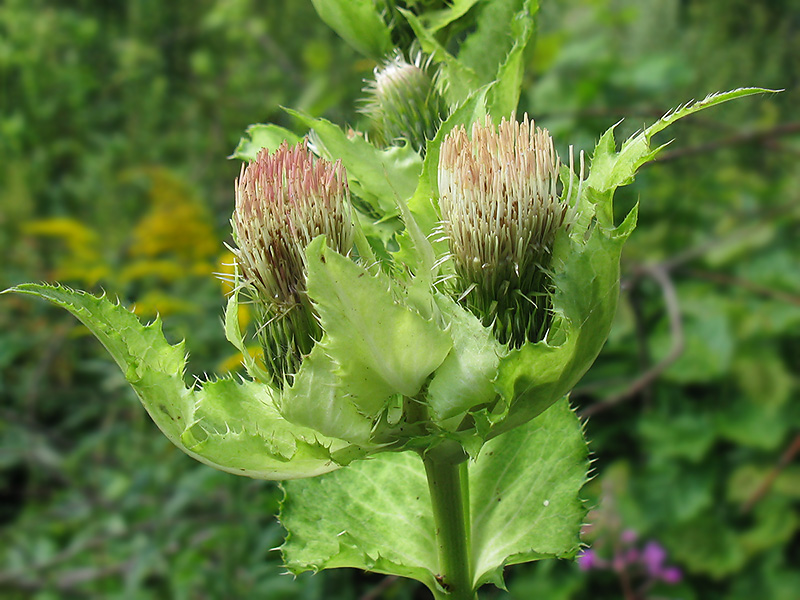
{"left": 577, "top": 549, "right": 598, "bottom": 571}
{"left": 642, "top": 541, "right": 667, "bottom": 575}
{"left": 621, "top": 529, "right": 638, "bottom": 544}
{"left": 659, "top": 566, "right": 683, "bottom": 584}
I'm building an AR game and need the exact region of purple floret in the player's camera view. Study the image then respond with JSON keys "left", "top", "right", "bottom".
{"left": 577, "top": 549, "right": 597, "bottom": 571}
{"left": 659, "top": 566, "right": 683, "bottom": 584}
{"left": 642, "top": 541, "right": 667, "bottom": 574}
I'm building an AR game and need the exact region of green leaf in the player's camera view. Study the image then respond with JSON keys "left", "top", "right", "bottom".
{"left": 650, "top": 292, "right": 735, "bottom": 383}
{"left": 427, "top": 294, "right": 504, "bottom": 428}
{"left": 418, "top": 0, "right": 481, "bottom": 33}
{"left": 310, "top": 0, "right": 392, "bottom": 60}
{"left": 281, "top": 398, "right": 588, "bottom": 593}
{"left": 486, "top": 0, "right": 537, "bottom": 119}
{"left": 223, "top": 281, "right": 271, "bottom": 383}
{"left": 470, "top": 399, "right": 588, "bottom": 588}
{"left": 281, "top": 343, "right": 376, "bottom": 446}
{"left": 638, "top": 407, "right": 715, "bottom": 462}
{"left": 399, "top": 7, "right": 481, "bottom": 105}
{"left": 286, "top": 108, "right": 423, "bottom": 219}
{"left": 230, "top": 123, "right": 302, "bottom": 162}
{"left": 281, "top": 451, "right": 439, "bottom": 590}
{"left": 305, "top": 237, "right": 452, "bottom": 415}
{"left": 715, "top": 395, "right": 793, "bottom": 451}
{"left": 663, "top": 511, "right": 745, "bottom": 578}
{"left": 457, "top": 0, "right": 527, "bottom": 84}
{"left": 5, "top": 284, "right": 345, "bottom": 480}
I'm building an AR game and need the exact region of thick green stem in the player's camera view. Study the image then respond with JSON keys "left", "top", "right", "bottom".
{"left": 423, "top": 447, "right": 476, "bottom": 600}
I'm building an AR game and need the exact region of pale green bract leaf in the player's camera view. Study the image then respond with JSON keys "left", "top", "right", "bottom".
{"left": 470, "top": 399, "right": 588, "bottom": 588}
{"left": 309, "top": 0, "right": 392, "bottom": 60}
{"left": 286, "top": 108, "right": 423, "bottom": 219}
{"left": 492, "top": 208, "right": 637, "bottom": 437}
{"left": 281, "top": 343, "right": 376, "bottom": 446}
{"left": 223, "top": 282, "right": 271, "bottom": 383}
{"left": 281, "top": 451, "right": 439, "bottom": 590}
{"left": 281, "top": 398, "right": 588, "bottom": 595}
{"left": 180, "top": 377, "right": 343, "bottom": 480}
{"left": 583, "top": 87, "right": 778, "bottom": 228}
{"left": 230, "top": 123, "right": 302, "bottom": 162}
{"left": 427, "top": 294, "right": 504, "bottom": 429}
{"left": 305, "top": 237, "right": 452, "bottom": 415}
{"left": 5, "top": 284, "right": 344, "bottom": 480}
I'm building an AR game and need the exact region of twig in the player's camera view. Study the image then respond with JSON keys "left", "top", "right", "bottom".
{"left": 685, "top": 268, "right": 800, "bottom": 306}
{"left": 580, "top": 265, "right": 684, "bottom": 418}
{"left": 742, "top": 433, "right": 800, "bottom": 514}
{"left": 660, "top": 200, "right": 800, "bottom": 272}
{"left": 618, "top": 567, "right": 637, "bottom": 600}
{"left": 359, "top": 575, "right": 400, "bottom": 600}
{"left": 630, "top": 284, "right": 654, "bottom": 407}
{"left": 647, "top": 122, "right": 800, "bottom": 165}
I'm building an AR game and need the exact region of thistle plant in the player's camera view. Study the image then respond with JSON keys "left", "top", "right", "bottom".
{"left": 4, "top": 1, "right": 775, "bottom": 598}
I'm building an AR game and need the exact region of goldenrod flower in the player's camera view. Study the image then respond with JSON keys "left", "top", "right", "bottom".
{"left": 438, "top": 116, "right": 570, "bottom": 347}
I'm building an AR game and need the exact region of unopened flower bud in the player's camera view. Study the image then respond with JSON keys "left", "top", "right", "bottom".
{"left": 231, "top": 141, "right": 354, "bottom": 382}
{"left": 438, "top": 116, "right": 570, "bottom": 347}
{"left": 361, "top": 50, "right": 447, "bottom": 153}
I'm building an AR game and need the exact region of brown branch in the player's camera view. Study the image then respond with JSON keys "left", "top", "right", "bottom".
{"left": 580, "top": 264, "right": 684, "bottom": 418}
{"left": 742, "top": 433, "right": 800, "bottom": 514}
{"left": 647, "top": 122, "right": 800, "bottom": 166}
{"left": 359, "top": 575, "right": 400, "bottom": 600}
{"left": 661, "top": 200, "right": 800, "bottom": 272}
{"left": 685, "top": 268, "right": 800, "bottom": 306}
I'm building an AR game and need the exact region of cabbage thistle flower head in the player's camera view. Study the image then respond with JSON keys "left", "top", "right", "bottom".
{"left": 438, "top": 115, "right": 570, "bottom": 347}
{"left": 361, "top": 50, "right": 447, "bottom": 152}
{"left": 231, "top": 141, "right": 354, "bottom": 382}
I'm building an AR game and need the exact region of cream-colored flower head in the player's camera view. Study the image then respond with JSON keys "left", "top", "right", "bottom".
{"left": 231, "top": 140, "right": 354, "bottom": 381}
{"left": 438, "top": 115, "right": 570, "bottom": 346}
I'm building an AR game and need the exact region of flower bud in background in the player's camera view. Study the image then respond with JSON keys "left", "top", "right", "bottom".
{"left": 438, "top": 116, "right": 570, "bottom": 348}
{"left": 361, "top": 50, "right": 448, "bottom": 153}
{"left": 231, "top": 141, "right": 354, "bottom": 383}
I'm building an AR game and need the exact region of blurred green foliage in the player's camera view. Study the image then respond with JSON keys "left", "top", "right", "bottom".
{"left": 1, "top": 0, "right": 798, "bottom": 599}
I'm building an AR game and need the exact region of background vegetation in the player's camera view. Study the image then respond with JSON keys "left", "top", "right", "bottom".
{"left": 1, "top": 0, "right": 798, "bottom": 598}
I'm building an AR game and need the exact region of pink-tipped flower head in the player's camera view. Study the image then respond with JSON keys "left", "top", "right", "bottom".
{"left": 231, "top": 141, "right": 354, "bottom": 381}
{"left": 438, "top": 115, "right": 570, "bottom": 347}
